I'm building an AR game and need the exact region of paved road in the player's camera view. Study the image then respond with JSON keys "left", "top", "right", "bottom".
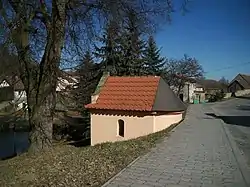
{"left": 212, "top": 96, "right": 250, "bottom": 169}
{"left": 102, "top": 100, "right": 250, "bottom": 187}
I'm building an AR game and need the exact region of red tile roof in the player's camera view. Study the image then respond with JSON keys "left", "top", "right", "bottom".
{"left": 85, "top": 76, "right": 161, "bottom": 111}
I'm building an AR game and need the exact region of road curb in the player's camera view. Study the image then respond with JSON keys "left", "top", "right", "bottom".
{"left": 101, "top": 156, "right": 141, "bottom": 187}
{"left": 212, "top": 107, "right": 250, "bottom": 187}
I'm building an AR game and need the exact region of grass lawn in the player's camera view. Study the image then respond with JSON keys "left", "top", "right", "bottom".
{"left": 0, "top": 123, "right": 180, "bottom": 187}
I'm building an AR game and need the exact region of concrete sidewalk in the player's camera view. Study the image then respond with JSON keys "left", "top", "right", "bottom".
{"left": 102, "top": 105, "right": 248, "bottom": 187}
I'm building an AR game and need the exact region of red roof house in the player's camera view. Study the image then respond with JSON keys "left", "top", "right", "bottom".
{"left": 85, "top": 73, "right": 186, "bottom": 145}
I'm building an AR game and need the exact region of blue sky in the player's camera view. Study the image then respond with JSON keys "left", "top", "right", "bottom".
{"left": 155, "top": 0, "right": 250, "bottom": 81}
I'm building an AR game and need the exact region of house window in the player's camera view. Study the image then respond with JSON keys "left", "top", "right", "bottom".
{"left": 118, "top": 119, "right": 124, "bottom": 137}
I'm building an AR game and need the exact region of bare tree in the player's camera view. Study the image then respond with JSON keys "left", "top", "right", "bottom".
{"left": 163, "top": 54, "right": 204, "bottom": 95}
{"left": 0, "top": 46, "right": 18, "bottom": 75}
{"left": 0, "top": 0, "right": 185, "bottom": 152}
{"left": 219, "top": 76, "right": 229, "bottom": 85}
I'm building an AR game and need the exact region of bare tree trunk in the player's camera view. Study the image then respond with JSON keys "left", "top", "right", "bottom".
{"left": 27, "top": 0, "right": 67, "bottom": 151}
{"left": 28, "top": 93, "right": 54, "bottom": 151}
{"left": 6, "top": 0, "right": 67, "bottom": 152}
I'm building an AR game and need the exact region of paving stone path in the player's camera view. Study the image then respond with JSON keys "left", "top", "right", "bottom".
{"left": 102, "top": 104, "right": 249, "bottom": 187}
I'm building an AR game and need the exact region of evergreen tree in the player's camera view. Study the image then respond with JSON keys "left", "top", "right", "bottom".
{"left": 144, "top": 35, "right": 165, "bottom": 75}
{"left": 75, "top": 51, "right": 101, "bottom": 113}
{"left": 93, "top": 12, "right": 147, "bottom": 77}
{"left": 118, "top": 10, "right": 146, "bottom": 76}
{"left": 93, "top": 21, "right": 121, "bottom": 75}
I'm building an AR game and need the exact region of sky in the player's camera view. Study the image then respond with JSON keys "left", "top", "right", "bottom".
{"left": 155, "top": 0, "right": 250, "bottom": 81}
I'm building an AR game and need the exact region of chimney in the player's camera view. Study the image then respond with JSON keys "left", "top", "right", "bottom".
{"left": 91, "top": 71, "right": 110, "bottom": 104}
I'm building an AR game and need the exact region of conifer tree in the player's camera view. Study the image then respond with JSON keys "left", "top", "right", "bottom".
{"left": 93, "top": 21, "right": 121, "bottom": 75}
{"left": 118, "top": 10, "right": 146, "bottom": 76}
{"left": 144, "top": 35, "right": 165, "bottom": 75}
{"left": 75, "top": 51, "right": 100, "bottom": 113}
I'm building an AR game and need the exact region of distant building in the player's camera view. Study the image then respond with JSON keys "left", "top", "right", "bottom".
{"left": 172, "top": 75, "right": 228, "bottom": 104}
{"left": 0, "top": 75, "right": 26, "bottom": 110}
{"left": 56, "top": 71, "right": 79, "bottom": 92}
{"left": 228, "top": 74, "right": 250, "bottom": 93}
{"left": 0, "top": 70, "right": 79, "bottom": 111}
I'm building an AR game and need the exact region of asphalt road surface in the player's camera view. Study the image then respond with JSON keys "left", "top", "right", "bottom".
{"left": 212, "top": 96, "right": 250, "bottom": 168}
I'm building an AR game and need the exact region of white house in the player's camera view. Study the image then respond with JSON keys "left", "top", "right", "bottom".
{"left": 0, "top": 80, "right": 10, "bottom": 88}
{"left": 56, "top": 76, "right": 78, "bottom": 91}
{"left": 182, "top": 82, "right": 196, "bottom": 103}
{"left": 0, "top": 71, "right": 79, "bottom": 111}
{"left": 56, "top": 71, "right": 79, "bottom": 92}
{"left": 0, "top": 76, "right": 26, "bottom": 110}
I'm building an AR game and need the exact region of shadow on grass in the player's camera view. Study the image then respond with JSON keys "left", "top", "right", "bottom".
{"left": 206, "top": 113, "right": 250, "bottom": 127}
{"left": 68, "top": 138, "right": 90, "bottom": 147}
{"left": 53, "top": 115, "right": 91, "bottom": 147}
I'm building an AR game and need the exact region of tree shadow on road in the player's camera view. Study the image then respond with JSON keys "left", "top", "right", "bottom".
{"left": 236, "top": 96, "right": 250, "bottom": 100}
{"left": 236, "top": 105, "right": 250, "bottom": 111}
{"left": 206, "top": 113, "right": 250, "bottom": 127}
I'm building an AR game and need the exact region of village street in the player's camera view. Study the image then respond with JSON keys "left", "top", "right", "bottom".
{"left": 211, "top": 96, "right": 250, "bottom": 169}
{"left": 103, "top": 97, "right": 250, "bottom": 187}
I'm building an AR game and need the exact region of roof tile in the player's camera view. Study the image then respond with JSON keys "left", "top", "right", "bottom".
{"left": 85, "top": 76, "right": 160, "bottom": 111}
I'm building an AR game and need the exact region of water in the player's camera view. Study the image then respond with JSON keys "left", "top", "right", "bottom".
{"left": 0, "top": 131, "right": 29, "bottom": 159}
